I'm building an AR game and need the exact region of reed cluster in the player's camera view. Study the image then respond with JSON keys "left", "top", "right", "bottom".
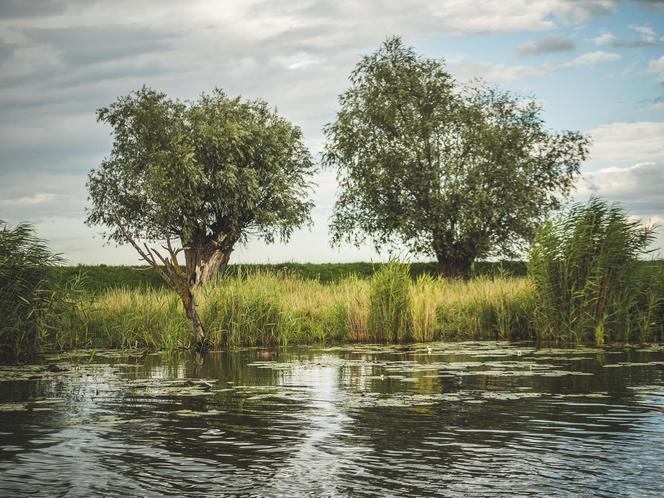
{"left": 0, "top": 220, "right": 76, "bottom": 360}
{"left": 529, "top": 198, "right": 663, "bottom": 345}
{"left": 45, "top": 267, "right": 536, "bottom": 352}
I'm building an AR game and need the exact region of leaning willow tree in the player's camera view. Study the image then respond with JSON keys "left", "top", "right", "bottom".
{"left": 324, "top": 37, "right": 591, "bottom": 277}
{"left": 87, "top": 87, "right": 315, "bottom": 349}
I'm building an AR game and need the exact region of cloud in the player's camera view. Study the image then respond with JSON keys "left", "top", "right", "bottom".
{"left": 0, "top": 0, "right": 661, "bottom": 262}
{"left": 648, "top": 55, "right": 664, "bottom": 83}
{"left": 550, "top": 0, "right": 615, "bottom": 24}
{"left": 631, "top": 24, "right": 656, "bottom": 42}
{"left": 579, "top": 162, "right": 664, "bottom": 205}
{"left": 0, "top": 0, "right": 73, "bottom": 19}
{"left": 0, "top": 40, "right": 14, "bottom": 62}
{"left": 592, "top": 32, "right": 617, "bottom": 45}
{"left": 569, "top": 50, "right": 620, "bottom": 65}
{"left": 23, "top": 25, "right": 177, "bottom": 65}
{"left": 588, "top": 122, "right": 664, "bottom": 165}
{"left": 515, "top": 35, "right": 576, "bottom": 57}
{"left": 451, "top": 50, "right": 620, "bottom": 82}
{"left": 592, "top": 24, "right": 661, "bottom": 47}
{"left": 0, "top": 192, "right": 55, "bottom": 207}
{"left": 576, "top": 162, "right": 664, "bottom": 252}
{"left": 0, "top": 172, "right": 86, "bottom": 221}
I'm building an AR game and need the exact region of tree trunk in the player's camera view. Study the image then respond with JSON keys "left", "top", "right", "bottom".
{"left": 180, "top": 288, "right": 206, "bottom": 351}
{"left": 185, "top": 233, "right": 238, "bottom": 288}
{"left": 436, "top": 253, "right": 472, "bottom": 279}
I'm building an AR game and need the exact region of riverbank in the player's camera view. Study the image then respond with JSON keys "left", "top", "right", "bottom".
{"left": 49, "top": 271, "right": 535, "bottom": 351}
{"left": 42, "top": 263, "right": 663, "bottom": 353}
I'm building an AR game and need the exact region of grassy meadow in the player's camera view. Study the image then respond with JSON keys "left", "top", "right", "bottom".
{"left": 46, "top": 267, "right": 538, "bottom": 352}
{"left": 50, "top": 260, "right": 528, "bottom": 293}
{"left": 3, "top": 201, "right": 664, "bottom": 362}
{"left": 44, "top": 260, "right": 663, "bottom": 353}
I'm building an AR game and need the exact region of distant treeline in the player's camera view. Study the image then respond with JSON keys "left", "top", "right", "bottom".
{"left": 52, "top": 261, "right": 530, "bottom": 293}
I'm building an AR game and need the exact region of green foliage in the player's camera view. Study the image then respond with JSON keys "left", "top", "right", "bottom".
{"left": 87, "top": 87, "right": 315, "bottom": 248}
{"left": 529, "top": 198, "right": 661, "bottom": 344}
{"left": 86, "top": 86, "right": 317, "bottom": 347}
{"left": 0, "top": 220, "right": 64, "bottom": 360}
{"left": 368, "top": 261, "right": 414, "bottom": 342}
{"left": 324, "top": 36, "right": 590, "bottom": 274}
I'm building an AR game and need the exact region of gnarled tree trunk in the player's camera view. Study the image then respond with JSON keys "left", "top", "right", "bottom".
{"left": 185, "top": 232, "right": 239, "bottom": 288}
{"left": 432, "top": 233, "right": 475, "bottom": 279}
{"left": 176, "top": 231, "right": 239, "bottom": 350}
{"left": 113, "top": 218, "right": 239, "bottom": 353}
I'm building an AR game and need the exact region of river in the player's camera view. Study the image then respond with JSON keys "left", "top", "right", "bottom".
{"left": 1, "top": 341, "right": 663, "bottom": 496}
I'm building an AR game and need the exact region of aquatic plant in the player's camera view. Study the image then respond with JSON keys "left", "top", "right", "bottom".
{"left": 368, "top": 261, "right": 413, "bottom": 342}
{"left": 0, "top": 220, "right": 64, "bottom": 360}
{"left": 42, "top": 269, "right": 536, "bottom": 352}
{"left": 13, "top": 246, "right": 663, "bottom": 357}
{"left": 529, "top": 198, "right": 659, "bottom": 344}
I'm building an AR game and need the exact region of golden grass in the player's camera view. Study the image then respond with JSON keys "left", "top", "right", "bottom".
{"left": 46, "top": 269, "right": 537, "bottom": 352}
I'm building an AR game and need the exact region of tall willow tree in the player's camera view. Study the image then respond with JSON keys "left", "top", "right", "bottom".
{"left": 324, "top": 37, "right": 590, "bottom": 277}
{"left": 87, "top": 87, "right": 315, "bottom": 349}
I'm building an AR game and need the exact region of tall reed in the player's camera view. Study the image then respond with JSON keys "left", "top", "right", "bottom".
{"left": 0, "top": 220, "right": 67, "bottom": 360}
{"left": 529, "top": 198, "right": 659, "bottom": 344}
{"left": 368, "top": 261, "right": 413, "bottom": 342}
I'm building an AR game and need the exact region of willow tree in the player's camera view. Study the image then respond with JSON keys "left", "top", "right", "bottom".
{"left": 87, "top": 87, "right": 315, "bottom": 349}
{"left": 324, "top": 37, "right": 590, "bottom": 277}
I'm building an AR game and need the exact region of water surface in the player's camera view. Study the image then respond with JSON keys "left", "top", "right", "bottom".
{"left": 1, "top": 342, "right": 663, "bottom": 497}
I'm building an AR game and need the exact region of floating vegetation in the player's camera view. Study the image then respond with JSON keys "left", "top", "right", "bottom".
{"left": 0, "top": 398, "right": 64, "bottom": 412}
{"left": 171, "top": 409, "right": 225, "bottom": 418}
{"left": 603, "top": 361, "right": 664, "bottom": 368}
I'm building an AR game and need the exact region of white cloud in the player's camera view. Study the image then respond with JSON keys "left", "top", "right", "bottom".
{"left": 0, "top": 192, "right": 55, "bottom": 206}
{"left": 592, "top": 24, "right": 660, "bottom": 48}
{"left": 579, "top": 162, "right": 664, "bottom": 202}
{"left": 630, "top": 24, "right": 656, "bottom": 43}
{"left": 569, "top": 50, "right": 620, "bottom": 65}
{"left": 451, "top": 50, "right": 620, "bottom": 82}
{"left": 588, "top": 122, "right": 664, "bottom": 165}
{"left": 551, "top": 0, "right": 615, "bottom": 24}
{"left": 648, "top": 55, "right": 664, "bottom": 83}
{"left": 593, "top": 31, "right": 616, "bottom": 45}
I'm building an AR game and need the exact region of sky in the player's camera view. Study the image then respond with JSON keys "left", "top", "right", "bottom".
{"left": 0, "top": 0, "right": 663, "bottom": 265}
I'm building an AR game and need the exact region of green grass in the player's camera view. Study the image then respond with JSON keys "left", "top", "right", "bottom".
{"left": 4, "top": 222, "right": 663, "bottom": 360}
{"left": 8, "top": 256, "right": 663, "bottom": 358}
{"left": 43, "top": 267, "right": 540, "bottom": 352}
{"left": 50, "top": 260, "right": 529, "bottom": 293}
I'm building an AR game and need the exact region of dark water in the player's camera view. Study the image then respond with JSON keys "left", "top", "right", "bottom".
{"left": 1, "top": 342, "right": 663, "bottom": 497}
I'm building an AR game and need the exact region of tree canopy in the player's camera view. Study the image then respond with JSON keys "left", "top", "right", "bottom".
{"left": 87, "top": 86, "right": 315, "bottom": 347}
{"left": 323, "top": 37, "right": 591, "bottom": 276}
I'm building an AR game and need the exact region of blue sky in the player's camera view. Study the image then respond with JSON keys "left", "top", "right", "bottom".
{"left": 0, "top": 0, "right": 663, "bottom": 264}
